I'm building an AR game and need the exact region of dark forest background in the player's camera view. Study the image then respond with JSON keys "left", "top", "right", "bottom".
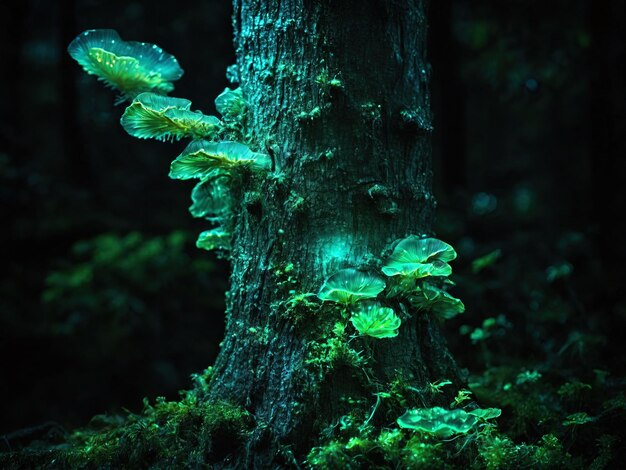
{"left": 1, "top": 0, "right": 625, "bottom": 461}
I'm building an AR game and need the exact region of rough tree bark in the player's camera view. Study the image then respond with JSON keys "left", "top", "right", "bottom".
{"left": 204, "top": 0, "right": 464, "bottom": 467}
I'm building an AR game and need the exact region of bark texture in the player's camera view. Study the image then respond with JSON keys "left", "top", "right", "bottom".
{"left": 206, "top": 0, "right": 463, "bottom": 466}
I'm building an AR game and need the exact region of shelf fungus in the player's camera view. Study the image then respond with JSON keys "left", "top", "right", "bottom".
{"left": 169, "top": 141, "right": 271, "bottom": 180}
{"left": 350, "top": 302, "right": 401, "bottom": 338}
{"left": 68, "top": 29, "right": 183, "bottom": 99}
{"left": 196, "top": 228, "right": 230, "bottom": 252}
{"left": 382, "top": 236, "right": 457, "bottom": 279}
{"left": 215, "top": 87, "right": 246, "bottom": 119}
{"left": 189, "top": 177, "right": 231, "bottom": 222}
{"left": 121, "top": 92, "right": 221, "bottom": 141}
{"left": 318, "top": 268, "right": 386, "bottom": 305}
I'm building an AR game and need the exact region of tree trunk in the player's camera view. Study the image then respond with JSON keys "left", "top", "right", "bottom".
{"left": 206, "top": 0, "right": 463, "bottom": 466}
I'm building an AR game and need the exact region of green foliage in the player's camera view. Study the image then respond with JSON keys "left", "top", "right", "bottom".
{"left": 57, "top": 396, "right": 253, "bottom": 468}
{"left": 121, "top": 92, "right": 221, "bottom": 141}
{"left": 318, "top": 268, "right": 386, "bottom": 305}
{"left": 349, "top": 303, "right": 401, "bottom": 338}
{"left": 42, "top": 231, "right": 213, "bottom": 337}
{"left": 472, "top": 248, "right": 502, "bottom": 273}
{"left": 306, "top": 427, "right": 446, "bottom": 469}
{"left": 382, "top": 236, "right": 457, "bottom": 278}
{"left": 68, "top": 29, "right": 183, "bottom": 99}
{"left": 305, "top": 330, "right": 366, "bottom": 373}
{"left": 563, "top": 412, "right": 594, "bottom": 427}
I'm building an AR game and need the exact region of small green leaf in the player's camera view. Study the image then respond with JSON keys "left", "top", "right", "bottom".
{"left": 68, "top": 29, "right": 183, "bottom": 98}
{"left": 318, "top": 268, "right": 386, "bottom": 305}
{"left": 350, "top": 303, "right": 401, "bottom": 338}
{"left": 121, "top": 92, "right": 221, "bottom": 141}
{"left": 397, "top": 407, "right": 478, "bottom": 437}
{"left": 169, "top": 140, "right": 270, "bottom": 180}
{"left": 382, "top": 236, "right": 457, "bottom": 278}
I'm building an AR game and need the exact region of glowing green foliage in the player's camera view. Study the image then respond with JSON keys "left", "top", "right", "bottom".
{"left": 382, "top": 236, "right": 457, "bottom": 278}
{"left": 397, "top": 407, "right": 478, "bottom": 438}
{"left": 68, "top": 29, "right": 183, "bottom": 98}
{"left": 196, "top": 228, "right": 230, "bottom": 252}
{"left": 516, "top": 370, "right": 542, "bottom": 385}
{"left": 468, "top": 408, "right": 502, "bottom": 420}
{"left": 121, "top": 92, "right": 220, "bottom": 141}
{"left": 472, "top": 248, "right": 502, "bottom": 273}
{"left": 428, "top": 379, "right": 453, "bottom": 395}
{"left": 350, "top": 303, "right": 401, "bottom": 338}
{"left": 215, "top": 87, "right": 246, "bottom": 118}
{"left": 169, "top": 140, "right": 270, "bottom": 180}
{"left": 409, "top": 283, "right": 465, "bottom": 320}
{"left": 317, "top": 268, "right": 386, "bottom": 305}
{"left": 189, "top": 177, "right": 231, "bottom": 222}
{"left": 451, "top": 389, "right": 473, "bottom": 407}
{"left": 563, "top": 412, "right": 594, "bottom": 426}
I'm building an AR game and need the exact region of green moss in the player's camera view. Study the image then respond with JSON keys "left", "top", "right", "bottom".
{"left": 2, "top": 396, "right": 253, "bottom": 469}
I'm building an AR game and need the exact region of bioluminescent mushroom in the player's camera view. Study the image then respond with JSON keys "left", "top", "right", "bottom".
{"left": 67, "top": 29, "right": 183, "bottom": 99}
{"left": 121, "top": 92, "right": 221, "bottom": 141}
{"left": 318, "top": 268, "right": 386, "bottom": 305}
{"left": 169, "top": 140, "right": 271, "bottom": 180}
{"left": 397, "top": 407, "right": 478, "bottom": 438}
{"left": 215, "top": 87, "right": 246, "bottom": 119}
{"left": 382, "top": 236, "right": 457, "bottom": 279}
{"left": 409, "top": 284, "right": 465, "bottom": 320}
{"left": 196, "top": 228, "right": 230, "bottom": 252}
{"left": 189, "top": 177, "right": 232, "bottom": 222}
{"left": 350, "top": 303, "right": 401, "bottom": 338}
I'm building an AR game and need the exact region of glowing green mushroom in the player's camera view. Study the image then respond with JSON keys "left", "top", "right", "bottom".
{"left": 408, "top": 284, "right": 465, "bottom": 320}
{"left": 350, "top": 303, "right": 401, "bottom": 338}
{"left": 67, "top": 29, "right": 183, "bottom": 99}
{"left": 169, "top": 140, "right": 271, "bottom": 180}
{"left": 189, "top": 177, "right": 231, "bottom": 222}
{"left": 318, "top": 269, "right": 386, "bottom": 305}
{"left": 196, "top": 228, "right": 230, "bottom": 252}
{"left": 397, "top": 407, "right": 478, "bottom": 438}
{"left": 382, "top": 236, "right": 457, "bottom": 279}
{"left": 215, "top": 87, "right": 246, "bottom": 119}
{"left": 121, "top": 92, "right": 221, "bottom": 141}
